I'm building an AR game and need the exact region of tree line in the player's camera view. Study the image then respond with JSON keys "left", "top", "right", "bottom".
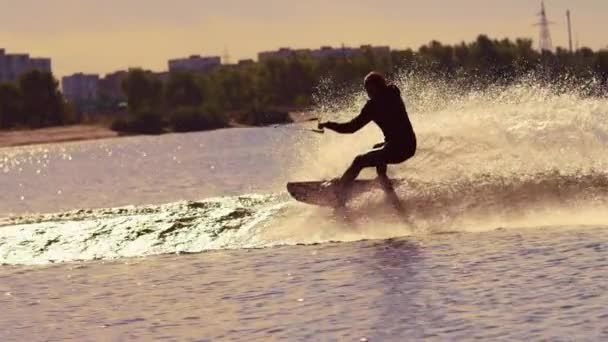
{"left": 1, "top": 35, "right": 607, "bottom": 132}
{"left": 112, "top": 35, "right": 608, "bottom": 134}
{"left": 0, "top": 71, "right": 70, "bottom": 129}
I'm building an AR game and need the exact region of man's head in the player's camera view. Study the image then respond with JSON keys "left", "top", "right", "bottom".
{"left": 364, "top": 71, "right": 387, "bottom": 99}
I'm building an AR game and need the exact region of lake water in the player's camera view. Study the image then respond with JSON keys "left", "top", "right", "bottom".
{"left": 1, "top": 80, "right": 608, "bottom": 340}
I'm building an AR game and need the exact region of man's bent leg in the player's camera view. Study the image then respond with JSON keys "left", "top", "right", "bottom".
{"left": 337, "top": 150, "right": 385, "bottom": 206}
{"left": 377, "top": 153, "right": 410, "bottom": 215}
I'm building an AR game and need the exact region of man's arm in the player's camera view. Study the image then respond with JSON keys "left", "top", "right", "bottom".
{"left": 319, "top": 103, "right": 373, "bottom": 134}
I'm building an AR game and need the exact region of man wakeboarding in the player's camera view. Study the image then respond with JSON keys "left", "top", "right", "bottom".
{"left": 318, "top": 71, "right": 417, "bottom": 207}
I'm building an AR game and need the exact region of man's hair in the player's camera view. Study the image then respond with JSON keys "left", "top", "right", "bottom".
{"left": 364, "top": 71, "right": 387, "bottom": 88}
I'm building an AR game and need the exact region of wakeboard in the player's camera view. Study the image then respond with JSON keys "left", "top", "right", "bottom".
{"left": 286, "top": 179, "right": 403, "bottom": 207}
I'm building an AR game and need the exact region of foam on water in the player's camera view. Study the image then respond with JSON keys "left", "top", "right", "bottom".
{"left": 0, "top": 195, "right": 287, "bottom": 265}
{"left": 2, "top": 72, "right": 608, "bottom": 265}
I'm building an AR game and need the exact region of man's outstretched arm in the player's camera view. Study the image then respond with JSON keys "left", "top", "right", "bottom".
{"left": 319, "top": 106, "right": 373, "bottom": 134}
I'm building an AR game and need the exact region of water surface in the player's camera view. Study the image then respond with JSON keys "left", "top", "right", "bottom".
{"left": 2, "top": 80, "right": 608, "bottom": 340}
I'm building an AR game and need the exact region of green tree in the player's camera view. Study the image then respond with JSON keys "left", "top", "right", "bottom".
{"left": 110, "top": 107, "right": 166, "bottom": 135}
{"left": 164, "top": 72, "right": 204, "bottom": 108}
{"left": 418, "top": 40, "right": 455, "bottom": 73}
{"left": 19, "top": 70, "right": 65, "bottom": 128}
{"left": 595, "top": 50, "right": 608, "bottom": 78}
{"left": 391, "top": 49, "right": 415, "bottom": 70}
{"left": 122, "top": 68, "right": 163, "bottom": 113}
{"left": 0, "top": 83, "right": 22, "bottom": 128}
{"left": 169, "top": 106, "right": 227, "bottom": 132}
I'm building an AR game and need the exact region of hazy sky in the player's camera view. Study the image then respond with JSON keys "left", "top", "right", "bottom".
{"left": 1, "top": 0, "right": 606, "bottom": 77}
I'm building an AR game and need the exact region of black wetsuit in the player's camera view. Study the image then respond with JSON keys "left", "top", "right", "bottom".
{"left": 325, "top": 84, "right": 417, "bottom": 188}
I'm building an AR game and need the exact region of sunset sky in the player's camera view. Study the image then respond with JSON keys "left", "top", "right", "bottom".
{"left": 1, "top": 0, "right": 606, "bottom": 77}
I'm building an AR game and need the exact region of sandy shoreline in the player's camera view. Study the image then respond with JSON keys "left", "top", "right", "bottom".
{"left": 0, "top": 125, "right": 120, "bottom": 149}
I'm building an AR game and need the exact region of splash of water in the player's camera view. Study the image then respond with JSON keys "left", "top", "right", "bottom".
{"left": 296, "top": 72, "right": 608, "bottom": 179}
{"left": 288, "top": 71, "right": 608, "bottom": 230}
{"left": 2, "top": 72, "right": 608, "bottom": 265}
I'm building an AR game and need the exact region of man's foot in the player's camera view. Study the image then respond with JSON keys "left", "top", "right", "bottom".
{"left": 321, "top": 178, "right": 338, "bottom": 188}
{"left": 321, "top": 178, "right": 347, "bottom": 207}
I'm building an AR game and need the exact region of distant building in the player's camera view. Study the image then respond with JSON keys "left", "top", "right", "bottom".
{"left": 238, "top": 59, "right": 255, "bottom": 66}
{"left": 294, "top": 48, "right": 312, "bottom": 55}
{"left": 153, "top": 71, "right": 170, "bottom": 82}
{"left": 258, "top": 48, "right": 294, "bottom": 62}
{"left": 62, "top": 73, "right": 100, "bottom": 102}
{"left": 99, "top": 70, "right": 128, "bottom": 102}
{"left": 258, "top": 45, "right": 392, "bottom": 62}
{"left": 29, "top": 58, "right": 52, "bottom": 72}
{"left": 0, "top": 48, "right": 52, "bottom": 82}
{"left": 168, "top": 55, "right": 221, "bottom": 73}
{"left": 311, "top": 46, "right": 353, "bottom": 59}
